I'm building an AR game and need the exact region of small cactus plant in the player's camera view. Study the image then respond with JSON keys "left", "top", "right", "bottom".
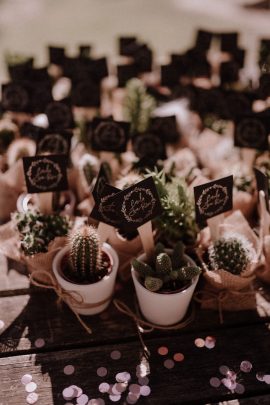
{"left": 208, "top": 233, "right": 254, "bottom": 275}
{"left": 132, "top": 242, "right": 201, "bottom": 292}
{"left": 69, "top": 225, "right": 109, "bottom": 283}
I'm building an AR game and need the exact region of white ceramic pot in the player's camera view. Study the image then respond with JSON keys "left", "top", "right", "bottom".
{"left": 16, "top": 190, "right": 76, "bottom": 216}
{"left": 131, "top": 253, "right": 199, "bottom": 326}
{"left": 53, "top": 243, "right": 119, "bottom": 315}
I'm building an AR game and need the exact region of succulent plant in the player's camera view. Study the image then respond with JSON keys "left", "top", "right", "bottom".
{"left": 208, "top": 233, "right": 254, "bottom": 275}
{"left": 132, "top": 242, "right": 201, "bottom": 292}
{"left": 69, "top": 225, "right": 109, "bottom": 283}
{"left": 146, "top": 169, "right": 198, "bottom": 245}
{"left": 13, "top": 210, "right": 70, "bottom": 256}
{"left": 123, "top": 78, "right": 156, "bottom": 134}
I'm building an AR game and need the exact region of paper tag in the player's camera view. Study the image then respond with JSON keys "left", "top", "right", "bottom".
{"left": 88, "top": 117, "right": 129, "bottom": 153}
{"left": 132, "top": 132, "right": 166, "bottom": 162}
{"left": 254, "top": 167, "right": 269, "bottom": 212}
{"left": 150, "top": 115, "right": 179, "bottom": 143}
{"left": 23, "top": 154, "right": 69, "bottom": 193}
{"left": 90, "top": 184, "right": 121, "bottom": 227}
{"left": 45, "top": 101, "right": 74, "bottom": 130}
{"left": 194, "top": 175, "right": 233, "bottom": 223}
{"left": 91, "top": 163, "right": 112, "bottom": 201}
{"left": 234, "top": 114, "right": 269, "bottom": 150}
{"left": 36, "top": 130, "right": 72, "bottom": 156}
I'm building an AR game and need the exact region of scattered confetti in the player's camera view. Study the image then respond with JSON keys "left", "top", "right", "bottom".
{"left": 88, "top": 400, "right": 105, "bottom": 405}
{"left": 64, "top": 365, "right": 75, "bottom": 375}
{"left": 173, "top": 353, "right": 184, "bottom": 362}
{"left": 158, "top": 346, "right": 168, "bottom": 356}
{"left": 109, "top": 394, "right": 121, "bottom": 402}
{"left": 140, "top": 385, "right": 151, "bottom": 396}
{"left": 129, "top": 384, "right": 141, "bottom": 395}
{"left": 0, "top": 320, "right": 5, "bottom": 330}
{"left": 205, "top": 336, "right": 216, "bottom": 349}
{"left": 164, "top": 359, "right": 175, "bottom": 369}
{"left": 97, "top": 367, "right": 108, "bottom": 377}
{"left": 116, "top": 372, "right": 131, "bottom": 383}
{"left": 127, "top": 392, "right": 140, "bottom": 404}
{"left": 26, "top": 392, "right": 39, "bottom": 404}
{"left": 25, "top": 382, "right": 37, "bottom": 393}
{"left": 113, "top": 382, "right": 127, "bottom": 394}
{"left": 99, "top": 382, "right": 110, "bottom": 393}
{"left": 256, "top": 372, "right": 265, "bottom": 382}
{"left": 263, "top": 375, "right": 270, "bottom": 384}
{"left": 34, "top": 338, "right": 45, "bottom": 348}
{"left": 70, "top": 385, "right": 83, "bottom": 398}
{"left": 111, "top": 350, "right": 121, "bottom": 360}
{"left": 222, "top": 378, "right": 237, "bottom": 391}
{"left": 77, "top": 394, "right": 89, "bottom": 405}
{"left": 138, "top": 376, "right": 149, "bottom": 386}
{"left": 210, "top": 377, "right": 221, "bottom": 388}
{"left": 21, "top": 374, "right": 32, "bottom": 385}
{"left": 240, "top": 361, "right": 252, "bottom": 373}
{"left": 219, "top": 365, "right": 229, "bottom": 376}
{"left": 194, "top": 338, "right": 205, "bottom": 348}
{"left": 62, "top": 387, "right": 75, "bottom": 401}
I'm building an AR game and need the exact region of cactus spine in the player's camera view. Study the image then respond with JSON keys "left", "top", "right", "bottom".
{"left": 70, "top": 225, "right": 102, "bottom": 282}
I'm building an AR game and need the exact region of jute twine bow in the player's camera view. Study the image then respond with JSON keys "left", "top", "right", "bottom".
{"left": 29, "top": 270, "right": 112, "bottom": 335}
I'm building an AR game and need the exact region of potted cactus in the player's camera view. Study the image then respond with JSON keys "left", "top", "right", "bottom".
{"left": 53, "top": 225, "right": 119, "bottom": 315}
{"left": 131, "top": 242, "right": 201, "bottom": 326}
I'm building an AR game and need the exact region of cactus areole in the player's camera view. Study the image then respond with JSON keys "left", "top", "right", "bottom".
{"left": 62, "top": 225, "right": 112, "bottom": 284}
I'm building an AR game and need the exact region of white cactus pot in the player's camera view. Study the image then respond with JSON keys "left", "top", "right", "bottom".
{"left": 53, "top": 243, "right": 119, "bottom": 315}
{"left": 131, "top": 252, "right": 199, "bottom": 326}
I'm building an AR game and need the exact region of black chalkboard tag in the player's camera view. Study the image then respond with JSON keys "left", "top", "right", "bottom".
{"left": 91, "top": 163, "right": 112, "bottom": 202}
{"left": 89, "top": 117, "right": 130, "bottom": 153}
{"left": 195, "top": 30, "right": 213, "bottom": 51}
{"left": 2, "top": 82, "right": 31, "bottom": 113}
{"left": 254, "top": 167, "right": 269, "bottom": 212}
{"left": 36, "top": 130, "right": 72, "bottom": 156}
{"left": 48, "top": 46, "right": 65, "bottom": 65}
{"left": 23, "top": 154, "right": 69, "bottom": 194}
{"left": 119, "top": 36, "right": 137, "bottom": 56}
{"left": 234, "top": 114, "right": 269, "bottom": 151}
{"left": 45, "top": 101, "right": 74, "bottom": 130}
{"left": 194, "top": 176, "right": 233, "bottom": 240}
{"left": 220, "top": 32, "right": 238, "bottom": 52}
{"left": 117, "top": 64, "right": 138, "bottom": 87}
{"left": 132, "top": 132, "right": 166, "bottom": 162}
{"left": 150, "top": 115, "right": 179, "bottom": 144}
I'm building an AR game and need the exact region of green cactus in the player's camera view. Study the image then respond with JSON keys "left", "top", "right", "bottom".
{"left": 123, "top": 78, "right": 156, "bottom": 134}
{"left": 69, "top": 225, "right": 107, "bottom": 283}
{"left": 13, "top": 210, "right": 70, "bottom": 256}
{"left": 132, "top": 243, "right": 201, "bottom": 292}
{"left": 208, "top": 234, "right": 253, "bottom": 275}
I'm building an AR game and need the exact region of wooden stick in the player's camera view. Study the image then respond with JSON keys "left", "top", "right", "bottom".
{"left": 37, "top": 192, "right": 53, "bottom": 214}
{"left": 241, "top": 148, "right": 256, "bottom": 170}
{"left": 207, "top": 213, "right": 224, "bottom": 242}
{"left": 138, "top": 221, "right": 155, "bottom": 262}
{"left": 259, "top": 190, "right": 270, "bottom": 237}
{"left": 97, "top": 222, "right": 115, "bottom": 244}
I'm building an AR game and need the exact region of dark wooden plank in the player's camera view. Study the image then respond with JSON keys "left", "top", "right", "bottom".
{"left": 1, "top": 323, "right": 270, "bottom": 405}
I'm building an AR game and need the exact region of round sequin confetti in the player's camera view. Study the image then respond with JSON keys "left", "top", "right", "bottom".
{"left": 0, "top": 320, "right": 5, "bottom": 330}
{"left": 97, "top": 367, "right": 108, "bottom": 377}
{"left": 140, "top": 385, "right": 151, "bottom": 396}
{"left": 205, "top": 336, "right": 216, "bottom": 349}
{"left": 256, "top": 372, "right": 265, "bottom": 382}
{"left": 34, "top": 338, "right": 45, "bottom": 348}
{"left": 164, "top": 359, "right": 175, "bottom": 369}
{"left": 263, "top": 375, "right": 270, "bottom": 384}
{"left": 99, "top": 382, "right": 110, "bottom": 393}
{"left": 222, "top": 378, "right": 237, "bottom": 391}
{"left": 209, "top": 377, "right": 221, "bottom": 388}
{"left": 235, "top": 383, "right": 245, "bottom": 394}
{"left": 129, "top": 384, "right": 141, "bottom": 395}
{"left": 116, "top": 372, "right": 131, "bottom": 383}
{"left": 26, "top": 392, "right": 39, "bottom": 404}
{"left": 70, "top": 385, "right": 83, "bottom": 398}
{"left": 21, "top": 374, "right": 32, "bottom": 385}
{"left": 113, "top": 382, "right": 127, "bottom": 394}
{"left": 77, "top": 394, "right": 89, "bottom": 405}
{"left": 158, "top": 346, "right": 168, "bottom": 356}
{"left": 110, "top": 350, "right": 121, "bottom": 360}
{"left": 25, "top": 382, "right": 37, "bottom": 393}
{"left": 173, "top": 353, "right": 184, "bottom": 362}
{"left": 194, "top": 338, "right": 205, "bottom": 348}
{"left": 64, "top": 365, "right": 75, "bottom": 375}
{"left": 219, "top": 365, "right": 229, "bottom": 376}
{"left": 138, "top": 376, "right": 149, "bottom": 386}
{"left": 127, "top": 392, "right": 140, "bottom": 404}
{"left": 240, "top": 361, "right": 252, "bottom": 373}
{"left": 62, "top": 387, "right": 75, "bottom": 400}
{"left": 109, "top": 394, "right": 121, "bottom": 402}
{"left": 89, "top": 400, "right": 105, "bottom": 405}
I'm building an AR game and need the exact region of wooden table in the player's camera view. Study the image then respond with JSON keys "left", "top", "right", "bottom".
{"left": 1, "top": 253, "right": 270, "bottom": 405}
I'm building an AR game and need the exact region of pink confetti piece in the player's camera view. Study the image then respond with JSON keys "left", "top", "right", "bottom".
{"left": 129, "top": 384, "right": 141, "bottom": 395}
{"left": 235, "top": 383, "right": 245, "bottom": 394}
{"left": 140, "top": 385, "right": 151, "bottom": 396}
{"left": 209, "top": 377, "right": 221, "bottom": 388}
{"left": 263, "top": 375, "right": 270, "bottom": 384}
{"left": 240, "top": 360, "right": 252, "bottom": 373}
{"left": 110, "top": 350, "right": 121, "bottom": 360}
{"left": 164, "top": 359, "right": 175, "bottom": 369}
{"left": 194, "top": 338, "right": 205, "bottom": 348}
{"left": 26, "top": 392, "right": 39, "bottom": 404}
{"left": 25, "top": 382, "right": 37, "bottom": 393}
{"left": 77, "top": 394, "right": 89, "bottom": 405}
{"left": 173, "top": 353, "right": 184, "bottom": 362}
{"left": 158, "top": 346, "right": 168, "bottom": 356}
{"left": 21, "top": 374, "right": 32, "bottom": 385}
{"left": 256, "top": 372, "right": 265, "bottom": 382}
{"left": 219, "top": 365, "right": 229, "bottom": 376}
{"left": 205, "top": 336, "right": 216, "bottom": 349}
{"left": 97, "top": 367, "right": 108, "bottom": 377}
{"left": 109, "top": 394, "right": 121, "bottom": 402}
{"left": 34, "top": 338, "right": 45, "bottom": 348}
{"left": 99, "top": 382, "right": 110, "bottom": 393}
{"left": 63, "top": 365, "right": 75, "bottom": 375}
{"left": 62, "top": 387, "right": 75, "bottom": 401}
{"left": 116, "top": 372, "right": 131, "bottom": 383}
{"left": 138, "top": 376, "right": 149, "bottom": 386}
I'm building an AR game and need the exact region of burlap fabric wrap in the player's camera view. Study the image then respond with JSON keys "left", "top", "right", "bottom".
{"left": 199, "top": 210, "right": 259, "bottom": 312}
{"left": 0, "top": 220, "right": 67, "bottom": 284}
{"left": 0, "top": 160, "right": 25, "bottom": 222}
